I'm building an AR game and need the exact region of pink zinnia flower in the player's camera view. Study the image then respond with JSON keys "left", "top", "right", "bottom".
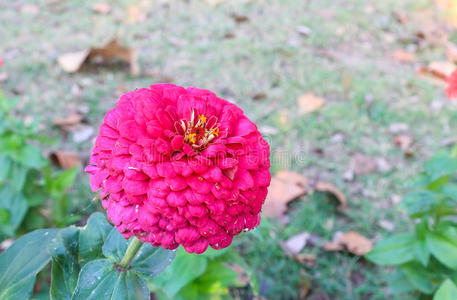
{"left": 446, "top": 69, "right": 457, "bottom": 99}
{"left": 86, "top": 84, "right": 271, "bottom": 254}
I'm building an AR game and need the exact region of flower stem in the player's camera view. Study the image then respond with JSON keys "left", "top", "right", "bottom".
{"left": 119, "top": 237, "right": 142, "bottom": 269}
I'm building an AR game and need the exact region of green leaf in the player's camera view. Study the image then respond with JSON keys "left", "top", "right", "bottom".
{"left": 13, "top": 143, "right": 47, "bottom": 169}
{"left": 0, "top": 229, "right": 59, "bottom": 300}
{"left": 79, "top": 213, "right": 112, "bottom": 262}
{"left": 71, "top": 259, "right": 149, "bottom": 300}
{"left": 415, "top": 220, "right": 431, "bottom": 267}
{"left": 365, "top": 233, "right": 417, "bottom": 265}
{"left": 426, "top": 226, "right": 457, "bottom": 269}
{"left": 425, "top": 152, "right": 457, "bottom": 182}
{"left": 151, "top": 249, "right": 208, "bottom": 299}
{"left": 130, "top": 244, "right": 177, "bottom": 279}
{"left": 388, "top": 270, "right": 415, "bottom": 295}
{"left": 0, "top": 155, "right": 12, "bottom": 182}
{"left": 0, "top": 186, "right": 28, "bottom": 236}
{"left": 49, "top": 227, "right": 81, "bottom": 300}
{"left": 434, "top": 279, "right": 457, "bottom": 300}
{"left": 0, "top": 207, "right": 10, "bottom": 224}
{"left": 102, "top": 228, "right": 130, "bottom": 261}
{"left": 400, "top": 190, "right": 442, "bottom": 218}
{"left": 401, "top": 261, "right": 435, "bottom": 294}
{"left": 9, "top": 162, "right": 27, "bottom": 192}
{"left": 195, "top": 261, "right": 238, "bottom": 292}
{"left": 51, "top": 167, "right": 78, "bottom": 196}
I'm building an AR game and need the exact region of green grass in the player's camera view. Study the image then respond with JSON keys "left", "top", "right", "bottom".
{"left": 1, "top": 0, "right": 456, "bottom": 298}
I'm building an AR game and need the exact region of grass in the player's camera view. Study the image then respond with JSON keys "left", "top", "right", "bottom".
{"left": 2, "top": 0, "right": 457, "bottom": 298}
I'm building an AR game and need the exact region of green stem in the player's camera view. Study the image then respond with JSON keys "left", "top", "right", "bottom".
{"left": 119, "top": 237, "right": 142, "bottom": 268}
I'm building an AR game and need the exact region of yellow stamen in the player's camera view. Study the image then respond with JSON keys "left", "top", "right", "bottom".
{"left": 199, "top": 114, "right": 207, "bottom": 123}
{"left": 188, "top": 133, "right": 196, "bottom": 143}
{"left": 211, "top": 127, "right": 219, "bottom": 137}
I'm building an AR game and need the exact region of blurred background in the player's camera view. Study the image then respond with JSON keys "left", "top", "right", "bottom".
{"left": 1, "top": 0, "right": 457, "bottom": 299}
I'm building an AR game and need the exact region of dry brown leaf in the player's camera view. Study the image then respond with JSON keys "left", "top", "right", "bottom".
{"left": 391, "top": 50, "right": 417, "bottom": 63}
{"left": 300, "top": 278, "right": 311, "bottom": 299}
{"left": 50, "top": 151, "right": 81, "bottom": 169}
{"left": 413, "top": 10, "right": 450, "bottom": 46}
{"left": 283, "top": 232, "right": 310, "bottom": 254}
{"left": 227, "top": 264, "right": 250, "bottom": 286}
{"left": 339, "top": 231, "right": 373, "bottom": 255}
{"left": 230, "top": 13, "right": 250, "bottom": 23}
{"left": 426, "top": 61, "right": 456, "bottom": 79}
{"left": 57, "top": 50, "right": 90, "bottom": 73}
{"left": 295, "top": 253, "right": 317, "bottom": 267}
{"left": 0, "top": 73, "right": 8, "bottom": 83}
{"left": 315, "top": 181, "right": 347, "bottom": 210}
{"left": 350, "top": 153, "right": 377, "bottom": 175}
{"left": 446, "top": 44, "right": 457, "bottom": 62}
{"left": 323, "top": 241, "right": 344, "bottom": 251}
{"left": 298, "top": 92, "right": 325, "bottom": 114}
{"left": 127, "top": 5, "right": 147, "bottom": 24}
{"left": 204, "top": 0, "right": 225, "bottom": 6}
{"left": 92, "top": 2, "right": 111, "bottom": 14}
{"left": 296, "top": 25, "right": 312, "bottom": 37}
{"left": 263, "top": 171, "right": 307, "bottom": 218}
{"left": 252, "top": 92, "right": 267, "bottom": 101}
{"left": 323, "top": 231, "right": 372, "bottom": 255}
{"left": 58, "top": 39, "right": 139, "bottom": 76}
{"left": 53, "top": 114, "right": 84, "bottom": 127}
{"left": 393, "top": 134, "right": 413, "bottom": 151}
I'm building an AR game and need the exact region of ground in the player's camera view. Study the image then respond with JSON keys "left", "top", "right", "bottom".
{"left": 1, "top": 0, "right": 456, "bottom": 299}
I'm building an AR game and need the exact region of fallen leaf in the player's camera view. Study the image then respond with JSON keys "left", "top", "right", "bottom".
{"left": 391, "top": 50, "right": 417, "bottom": 63}
{"left": 376, "top": 157, "right": 392, "bottom": 173}
{"left": 53, "top": 114, "right": 84, "bottom": 127}
{"left": 71, "top": 125, "right": 95, "bottom": 143}
{"left": 389, "top": 123, "right": 409, "bottom": 133}
{"left": 204, "top": 0, "right": 225, "bottom": 6}
{"left": 230, "top": 13, "right": 249, "bottom": 23}
{"left": 295, "top": 253, "right": 317, "bottom": 267}
{"left": 425, "top": 61, "right": 456, "bottom": 79}
{"left": 349, "top": 153, "right": 377, "bottom": 175}
{"left": 92, "top": 2, "right": 111, "bottom": 14}
{"left": 278, "top": 109, "right": 290, "bottom": 125}
{"left": 0, "top": 73, "right": 8, "bottom": 83}
{"left": 323, "top": 231, "right": 372, "bottom": 256}
{"left": 227, "top": 264, "right": 250, "bottom": 286}
{"left": 379, "top": 219, "right": 395, "bottom": 231}
{"left": 298, "top": 92, "right": 325, "bottom": 114}
{"left": 87, "top": 39, "right": 140, "bottom": 76}
{"left": 323, "top": 241, "right": 344, "bottom": 251}
{"left": 50, "top": 151, "right": 81, "bottom": 169}
{"left": 127, "top": 5, "right": 147, "bottom": 24}
{"left": 300, "top": 278, "right": 311, "bottom": 299}
{"left": 223, "top": 32, "right": 235, "bottom": 39}
{"left": 20, "top": 4, "right": 39, "bottom": 15}
{"left": 57, "top": 50, "right": 90, "bottom": 73}
{"left": 393, "top": 134, "right": 413, "bottom": 151}
{"left": 296, "top": 25, "right": 312, "bottom": 37}
{"left": 446, "top": 43, "right": 457, "bottom": 62}
{"left": 57, "top": 39, "right": 139, "bottom": 76}
{"left": 283, "top": 232, "right": 310, "bottom": 254}
{"left": 413, "top": 11, "right": 450, "bottom": 46}
{"left": 252, "top": 92, "right": 267, "bottom": 101}
{"left": 263, "top": 171, "right": 307, "bottom": 218}
{"left": 339, "top": 231, "right": 372, "bottom": 255}
{"left": 315, "top": 181, "right": 347, "bottom": 210}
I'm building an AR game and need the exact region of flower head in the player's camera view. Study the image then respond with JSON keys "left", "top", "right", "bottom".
{"left": 86, "top": 84, "right": 271, "bottom": 254}
{"left": 446, "top": 69, "right": 457, "bottom": 99}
